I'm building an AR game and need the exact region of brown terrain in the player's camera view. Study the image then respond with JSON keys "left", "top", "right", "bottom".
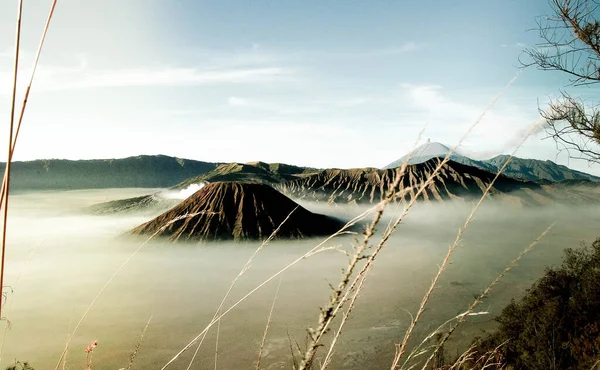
{"left": 89, "top": 193, "right": 181, "bottom": 214}
{"left": 100, "top": 158, "right": 600, "bottom": 217}
{"left": 276, "top": 159, "right": 600, "bottom": 206}
{"left": 131, "top": 182, "right": 345, "bottom": 242}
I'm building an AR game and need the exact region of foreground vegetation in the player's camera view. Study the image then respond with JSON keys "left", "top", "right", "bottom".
{"left": 467, "top": 238, "right": 600, "bottom": 369}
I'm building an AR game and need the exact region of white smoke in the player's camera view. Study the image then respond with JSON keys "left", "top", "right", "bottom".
{"left": 162, "top": 182, "right": 207, "bottom": 200}
{"left": 463, "top": 117, "right": 549, "bottom": 160}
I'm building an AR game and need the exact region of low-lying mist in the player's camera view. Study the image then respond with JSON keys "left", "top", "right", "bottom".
{"left": 1, "top": 189, "right": 598, "bottom": 369}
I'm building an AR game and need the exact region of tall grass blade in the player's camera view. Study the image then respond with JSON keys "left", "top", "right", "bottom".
{"left": 0, "top": 0, "right": 24, "bottom": 324}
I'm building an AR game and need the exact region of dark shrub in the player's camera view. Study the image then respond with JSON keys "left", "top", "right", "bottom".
{"left": 471, "top": 238, "right": 600, "bottom": 369}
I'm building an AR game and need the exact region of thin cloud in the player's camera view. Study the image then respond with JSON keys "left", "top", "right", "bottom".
{"left": 500, "top": 42, "right": 527, "bottom": 49}
{"left": 399, "top": 83, "right": 541, "bottom": 158}
{"left": 379, "top": 41, "right": 423, "bottom": 54}
{"left": 228, "top": 96, "right": 251, "bottom": 106}
{"left": 0, "top": 64, "right": 295, "bottom": 93}
{"left": 225, "top": 96, "right": 311, "bottom": 114}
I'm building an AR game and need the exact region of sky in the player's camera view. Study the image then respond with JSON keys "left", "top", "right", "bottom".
{"left": 1, "top": 0, "right": 600, "bottom": 174}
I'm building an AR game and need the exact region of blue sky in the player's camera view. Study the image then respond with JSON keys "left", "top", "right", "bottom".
{"left": 1, "top": 0, "right": 600, "bottom": 174}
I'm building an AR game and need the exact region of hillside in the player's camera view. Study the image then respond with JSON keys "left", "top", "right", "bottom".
{"left": 88, "top": 161, "right": 318, "bottom": 214}
{"left": 279, "top": 158, "right": 600, "bottom": 206}
{"left": 484, "top": 155, "right": 600, "bottom": 182}
{"left": 88, "top": 193, "right": 181, "bottom": 215}
{"left": 0, "top": 155, "right": 219, "bottom": 190}
{"left": 174, "top": 161, "right": 319, "bottom": 188}
{"left": 131, "top": 182, "right": 344, "bottom": 241}
{"left": 280, "top": 159, "right": 527, "bottom": 204}
{"left": 95, "top": 157, "right": 600, "bottom": 214}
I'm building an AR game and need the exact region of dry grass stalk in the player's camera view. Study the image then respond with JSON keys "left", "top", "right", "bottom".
{"left": 255, "top": 278, "right": 282, "bottom": 370}
{"left": 287, "top": 329, "right": 299, "bottom": 370}
{"left": 84, "top": 340, "right": 97, "bottom": 370}
{"left": 125, "top": 315, "right": 152, "bottom": 370}
{"left": 432, "top": 340, "right": 508, "bottom": 370}
{"left": 55, "top": 212, "right": 202, "bottom": 370}
{"left": 164, "top": 71, "right": 521, "bottom": 370}
{"left": 297, "top": 166, "right": 409, "bottom": 370}
{"left": 161, "top": 203, "right": 384, "bottom": 369}
{"left": 390, "top": 116, "right": 543, "bottom": 370}
{"left": 0, "top": 0, "right": 23, "bottom": 324}
{"left": 60, "top": 312, "right": 75, "bottom": 370}
{"left": 0, "top": 0, "right": 58, "bottom": 325}
{"left": 296, "top": 133, "right": 432, "bottom": 370}
{"left": 419, "top": 224, "right": 554, "bottom": 370}
{"left": 320, "top": 262, "right": 373, "bottom": 370}
{"left": 0, "top": 241, "right": 41, "bottom": 364}
{"left": 214, "top": 319, "right": 220, "bottom": 370}
{"left": 299, "top": 71, "right": 523, "bottom": 370}
{"left": 0, "top": 0, "right": 59, "bottom": 210}
{"left": 184, "top": 207, "right": 299, "bottom": 369}
{"left": 165, "top": 126, "right": 431, "bottom": 370}
{"left": 398, "top": 308, "right": 488, "bottom": 367}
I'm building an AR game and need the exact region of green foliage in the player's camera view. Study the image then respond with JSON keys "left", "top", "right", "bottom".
{"left": 6, "top": 361, "right": 34, "bottom": 370}
{"left": 473, "top": 238, "right": 600, "bottom": 369}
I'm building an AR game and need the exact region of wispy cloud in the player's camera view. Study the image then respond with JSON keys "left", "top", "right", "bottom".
{"left": 0, "top": 64, "right": 295, "bottom": 93}
{"left": 375, "top": 41, "right": 423, "bottom": 55}
{"left": 227, "top": 96, "right": 251, "bottom": 106}
{"left": 311, "top": 41, "right": 425, "bottom": 60}
{"left": 399, "top": 83, "right": 541, "bottom": 158}
{"left": 226, "top": 96, "right": 314, "bottom": 114}
{"left": 501, "top": 42, "right": 527, "bottom": 49}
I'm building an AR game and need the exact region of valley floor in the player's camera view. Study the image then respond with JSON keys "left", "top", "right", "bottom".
{"left": 1, "top": 189, "right": 598, "bottom": 369}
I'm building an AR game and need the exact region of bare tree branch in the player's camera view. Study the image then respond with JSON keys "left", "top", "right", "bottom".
{"left": 523, "top": 0, "right": 600, "bottom": 163}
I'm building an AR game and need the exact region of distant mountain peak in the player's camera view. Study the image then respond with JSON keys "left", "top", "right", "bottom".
{"left": 383, "top": 141, "right": 462, "bottom": 168}
{"left": 412, "top": 141, "right": 452, "bottom": 156}
{"left": 383, "top": 144, "right": 600, "bottom": 183}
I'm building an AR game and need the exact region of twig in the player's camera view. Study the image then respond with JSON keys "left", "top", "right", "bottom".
{"left": 0, "top": 0, "right": 23, "bottom": 324}
{"left": 0, "top": 241, "right": 42, "bottom": 363}
{"left": 300, "top": 70, "right": 522, "bottom": 370}
{"left": 214, "top": 318, "right": 220, "bottom": 370}
{"left": 126, "top": 315, "right": 153, "bottom": 370}
{"left": 320, "top": 262, "right": 373, "bottom": 369}
{"left": 391, "top": 112, "right": 542, "bottom": 370}
{"left": 184, "top": 207, "right": 299, "bottom": 370}
{"left": 0, "top": 0, "right": 59, "bottom": 209}
{"left": 256, "top": 277, "right": 283, "bottom": 370}
{"left": 161, "top": 205, "right": 378, "bottom": 369}
{"left": 419, "top": 224, "right": 554, "bottom": 370}
{"left": 54, "top": 212, "right": 202, "bottom": 370}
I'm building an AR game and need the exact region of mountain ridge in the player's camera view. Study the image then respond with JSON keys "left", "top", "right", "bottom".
{"left": 0, "top": 155, "right": 221, "bottom": 190}
{"left": 383, "top": 142, "right": 600, "bottom": 183}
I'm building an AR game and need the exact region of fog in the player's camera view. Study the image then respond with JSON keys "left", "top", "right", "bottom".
{"left": 0, "top": 189, "right": 598, "bottom": 369}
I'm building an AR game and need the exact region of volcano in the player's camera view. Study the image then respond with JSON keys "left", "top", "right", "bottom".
{"left": 131, "top": 182, "right": 344, "bottom": 241}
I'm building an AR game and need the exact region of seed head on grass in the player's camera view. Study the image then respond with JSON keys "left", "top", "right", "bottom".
{"left": 6, "top": 361, "right": 34, "bottom": 370}
{"left": 84, "top": 340, "right": 97, "bottom": 370}
{"left": 125, "top": 315, "right": 152, "bottom": 370}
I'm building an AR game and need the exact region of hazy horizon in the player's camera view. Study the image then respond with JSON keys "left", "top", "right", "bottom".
{"left": 0, "top": 143, "right": 599, "bottom": 178}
